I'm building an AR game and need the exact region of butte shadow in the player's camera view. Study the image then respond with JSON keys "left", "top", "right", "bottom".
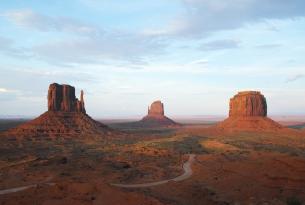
{"left": 0, "top": 83, "right": 111, "bottom": 139}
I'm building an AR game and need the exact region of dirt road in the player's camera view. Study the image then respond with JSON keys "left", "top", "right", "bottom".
{"left": 111, "top": 154, "right": 196, "bottom": 188}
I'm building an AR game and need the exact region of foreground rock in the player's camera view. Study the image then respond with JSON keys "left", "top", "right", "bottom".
{"left": 216, "top": 91, "right": 283, "bottom": 131}
{"left": 140, "top": 101, "right": 180, "bottom": 128}
{"left": 1, "top": 83, "right": 110, "bottom": 138}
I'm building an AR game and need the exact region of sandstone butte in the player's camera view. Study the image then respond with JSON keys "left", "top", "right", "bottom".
{"left": 216, "top": 91, "right": 283, "bottom": 131}
{"left": 140, "top": 100, "right": 180, "bottom": 127}
{"left": 48, "top": 83, "right": 86, "bottom": 113}
{"left": 1, "top": 83, "right": 109, "bottom": 138}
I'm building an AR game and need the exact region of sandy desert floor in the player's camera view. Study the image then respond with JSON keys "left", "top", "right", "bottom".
{"left": 0, "top": 121, "right": 305, "bottom": 205}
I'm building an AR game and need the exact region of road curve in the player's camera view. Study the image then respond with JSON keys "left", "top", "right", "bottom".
{"left": 0, "top": 155, "right": 196, "bottom": 194}
{"left": 0, "top": 176, "right": 54, "bottom": 195}
{"left": 0, "top": 182, "right": 55, "bottom": 195}
{"left": 111, "top": 154, "right": 196, "bottom": 188}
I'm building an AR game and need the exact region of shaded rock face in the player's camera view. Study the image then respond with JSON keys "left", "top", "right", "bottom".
{"left": 147, "top": 101, "right": 164, "bottom": 116}
{"left": 1, "top": 83, "right": 111, "bottom": 138}
{"left": 48, "top": 83, "right": 85, "bottom": 113}
{"left": 2, "top": 111, "right": 110, "bottom": 138}
{"left": 229, "top": 91, "right": 267, "bottom": 117}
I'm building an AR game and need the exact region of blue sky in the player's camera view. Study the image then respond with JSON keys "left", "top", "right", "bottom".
{"left": 0, "top": 0, "right": 305, "bottom": 118}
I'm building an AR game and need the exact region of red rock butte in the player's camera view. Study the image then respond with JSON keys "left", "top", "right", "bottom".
{"left": 216, "top": 91, "right": 283, "bottom": 131}
{"left": 147, "top": 100, "right": 165, "bottom": 117}
{"left": 48, "top": 83, "right": 86, "bottom": 113}
{"left": 1, "top": 83, "right": 109, "bottom": 138}
{"left": 140, "top": 100, "right": 179, "bottom": 127}
{"left": 229, "top": 91, "right": 267, "bottom": 117}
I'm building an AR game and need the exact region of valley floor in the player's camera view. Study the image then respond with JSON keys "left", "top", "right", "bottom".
{"left": 0, "top": 122, "right": 305, "bottom": 205}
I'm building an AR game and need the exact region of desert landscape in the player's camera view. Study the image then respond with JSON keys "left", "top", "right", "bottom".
{"left": 0, "top": 84, "right": 305, "bottom": 205}
{"left": 1, "top": 1, "right": 305, "bottom": 205}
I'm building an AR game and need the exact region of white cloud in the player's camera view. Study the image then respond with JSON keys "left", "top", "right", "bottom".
{"left": 0, "top": 87, "right": 19, "bottom": 102}
{"left": 1, "top": 9, "right": 167, "bottom": 65}
{"left": 200, "top": 39, "right": 240, "bottom": 51}
{"left": 159, "top": 0, "right": 305, "bottom": 38}
{"left": 0, "top": 87, "right": 20, "bottom": 93}
{"left": 188, "top": 58, "right": 209, "bottom": 65}
{"left": 31, "top": 33, "right": 166, "bottom": 65}
{"left": 286, "top": 74, "right": 305, "bottom": 83}
{"left": 2, "top": 9, "right": 101, "bottom": 35}
{"left": 2, "top": 4, "right": 305, "bottom": 66}
{"left": 0, "top": 88, "right": 9, "bottom": 93}
{"left": 255, "top": 43, "right": 282, "bottom": 49}
{"left": 0, "top": 36, "right": 28, "bottom": 57}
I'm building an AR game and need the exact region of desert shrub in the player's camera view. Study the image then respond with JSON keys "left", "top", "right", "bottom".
{"left": 152, "top": 136, "right": 208, "bottom": 154}
{"left": 286, "top": 196, "right": 302, "bottom": 205}
{"left": 227, "top": 140, "right": 305, "bottom": 157}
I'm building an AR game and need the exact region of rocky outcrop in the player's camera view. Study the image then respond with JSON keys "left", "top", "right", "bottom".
{"left": 2, "top": 83, "right": 110, "bottom": 138}
{"left": 3, "top": 111, "right": 109, "bottom": 138}
{"left": 140, "top": 100, "right": 179, "bottom": 127}
{"left": 147, "top": 101, "right": 164, "bottom": 116}
{"left": 216, "top": 91, "right": 282, "bottom": 131}
{"left": 76, "top": 90, "right": 86, "bottom": 113}
{"left": 216, "top": 116, "right": 283, "bottom": 131}
{"left": 229, "top": 91, "right": 267, "bottom": 117}
{"left": 48, "top": 83, "right": 85, "bottom": 113}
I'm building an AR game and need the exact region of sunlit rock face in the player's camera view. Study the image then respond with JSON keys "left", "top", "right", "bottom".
{"left": 229, "top": 91, "right": 267, "bottom": 117}
{"left": 48, "top": 83, "right": 85, "bottom": 113}
{"left": 216, "top": 91, "right": 283, "bottom": 131}
{"left": 147, "top": 100, "right": 164, "bottom": 117}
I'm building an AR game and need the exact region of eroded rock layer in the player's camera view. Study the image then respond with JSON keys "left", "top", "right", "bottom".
{"left": 216, "top": 116, "right": 283, "bottom": 131}
{"left": 216, "top": 91, "right": 283, "bottom": 131}
{"left": 3, "top": 112, "right": 109, "bottom": 138}
{"left": 229, "top": 91, "right": 267, "bottom": 117}
{"left": 140, "top": 100, "right": 179, "bottom": 127}
{"left": 48, "top": 83, "right": 85, "bottom": 113}
{"left": 1, "top": 83, "right": 109, "bottom": 138}
{"left": 148, "top": 101, "right": 164, "bottom": 116}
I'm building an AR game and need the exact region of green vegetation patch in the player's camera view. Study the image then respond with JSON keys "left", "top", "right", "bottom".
{"left": 150, "top": 136, "right": 209, "bottom": 154}
{"left": 225, "top": 140, "right": 305, "bottom": 157}
{"left": 286, "top": 196, "right": 302, "bottom": 205}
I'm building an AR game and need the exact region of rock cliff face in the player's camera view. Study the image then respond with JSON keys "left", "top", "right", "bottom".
{"left": 76, "top": 90, "right": 86, "bottom": 113}
{"left": 147, "top": 101, "right": 164, "bottom": 116}
{"left": 229, "top": 91, "right": 267, "bottom": 117}
{"left": 48, "top": 83, "right": 85, "bottom": 113}
{"left": 2, "top": 83, "right": 109, "bottom": 138}
{"left": 216, "top": 91, "right": 282, "bottom": 131}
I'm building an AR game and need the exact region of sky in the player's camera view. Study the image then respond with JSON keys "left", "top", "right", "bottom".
{"left": 0, "top": 0, "right": 305, "bottom": 118}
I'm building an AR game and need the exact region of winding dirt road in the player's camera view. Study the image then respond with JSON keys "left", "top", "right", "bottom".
{"left": 0, "top": 177, "right": 54, "bottom": 195}
{"left": 111, "top": 154, "right": 196, "bottom": 188}
{"left": 0, "top": 154, "right": 196, "bottom": 194}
